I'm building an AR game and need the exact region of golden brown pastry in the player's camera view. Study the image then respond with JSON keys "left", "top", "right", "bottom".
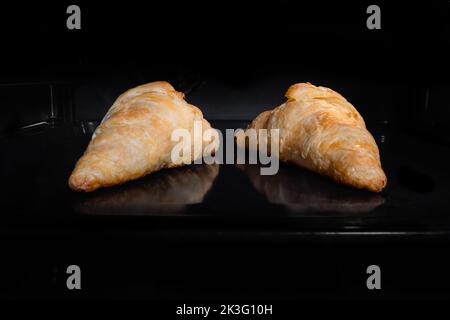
{"left": 241, "top": 83, "right": 387, "bottom": 192}
{"left": 69, "top": 81, "right": 218, "bottom": 192}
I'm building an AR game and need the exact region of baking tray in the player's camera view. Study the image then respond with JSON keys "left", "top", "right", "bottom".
{"left": 1, "top": 120, "right": 450, "bottom": 237}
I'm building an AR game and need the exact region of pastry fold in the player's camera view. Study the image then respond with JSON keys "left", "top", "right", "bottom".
{"left": 242, "top": 83, "right": 387, "bottom": 192}
{"left": 69, "top": 81, "right": 217, "bottom": 192}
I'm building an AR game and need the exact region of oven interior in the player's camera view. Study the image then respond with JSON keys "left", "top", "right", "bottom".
{"left": 0, "top": 1, "right": 449, "bottom": 300}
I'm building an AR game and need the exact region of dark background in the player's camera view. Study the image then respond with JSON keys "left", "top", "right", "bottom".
{"left": 0, "top": 0, "right": 450, "bottom": 304}
{"left": 0, "top": 0, "right": 448, "bottom": 78}
{"left": 0, "top": 1, "right": 449, "bottom": 136}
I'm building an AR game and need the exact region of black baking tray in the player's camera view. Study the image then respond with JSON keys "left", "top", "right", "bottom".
{"left": 1, "top": 119, "right": 450, "bottom": 239}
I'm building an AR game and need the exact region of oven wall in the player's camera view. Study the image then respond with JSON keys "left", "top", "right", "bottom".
{"left": 0, "top": 1, "right": 448, "bottom": 141}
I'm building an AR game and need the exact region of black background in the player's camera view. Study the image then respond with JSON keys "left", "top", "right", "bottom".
{"left": 1, "top": 0, "right": 450, "bottom": 308}
{"left": 0, "top": 0, "right": 448, "bottom": 79}
{"left": 1, "top": 1, "right": 449, "bottom": 138}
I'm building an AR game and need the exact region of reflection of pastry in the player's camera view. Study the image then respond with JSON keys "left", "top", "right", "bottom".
{"left": 240, "top": 83, "right": 387, "bottom": 192}
{"left": 79, "top": 164, "right": 219, "bottom": 215}
{"left": 69, "top": 81, "right": 218, "bottom": 192}
{"left": 238, "top": 164, "right": 384, "bottom": 214}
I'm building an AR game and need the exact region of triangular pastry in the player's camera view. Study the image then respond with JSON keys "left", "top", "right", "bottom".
{"left": 242, "top": 83, "right": 387, "bottom": 192}
{"left": 69, "top": 81, "right": 217, "bottom": 192}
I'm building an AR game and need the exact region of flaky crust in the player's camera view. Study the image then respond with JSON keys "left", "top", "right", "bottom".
{"left": 69, "top": 81, "right": 217, "bottom": 192}
{"left": 244, "top": 83, "right": 387, "bottom": 192}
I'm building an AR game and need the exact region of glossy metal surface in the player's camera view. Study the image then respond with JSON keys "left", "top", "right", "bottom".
{"left": 0, "top": 120, "right": 449, "bottom": 237}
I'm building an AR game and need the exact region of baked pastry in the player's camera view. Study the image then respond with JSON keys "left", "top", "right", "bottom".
{"left": 240, "top": 83, "right": 387, "bottom": 192}
{"left": 69, "top": 81, "right": 218, "bottom": 192}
